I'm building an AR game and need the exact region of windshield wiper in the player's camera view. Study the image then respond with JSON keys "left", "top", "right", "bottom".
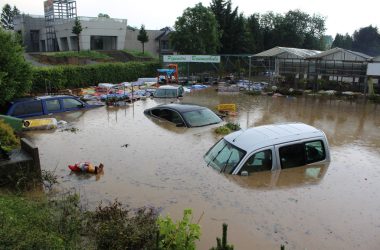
{"left": 207, "top": 143, "right": 227, "bottom": 167}
{"left": 221, "top": 151, "right": 233, "bottom": 173}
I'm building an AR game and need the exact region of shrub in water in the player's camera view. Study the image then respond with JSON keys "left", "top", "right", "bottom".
{"left": 157, "top": 209, "right": 201, "bottom": 250}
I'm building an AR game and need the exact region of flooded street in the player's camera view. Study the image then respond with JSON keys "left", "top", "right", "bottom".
{"left": 26, "top": 88, "right": 380, "bottom": 249}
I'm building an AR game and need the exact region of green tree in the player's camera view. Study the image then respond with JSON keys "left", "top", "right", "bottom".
{"left": 210, "top": 0, "right": 247, "bottom": 53}
{"left": 0, "top": 28, "right": 32, "bottom": 105}
{"left": 1, "top": 4, "right": 20, "bottom": 30}
{"left": 352, "top": 25, "right": 380, "bottom": 56}
{"left": 137, "top": 24, "right": 149, "bottom": 54}
{"left": 97, "top": 13, "right": 110, "bottom": 18}
{"left": 246, "top": 13, "right": 264, "bottom": 53}
{"left": 170, "top": 3, "right": 220, "bottom": 54}
{"left": 331, "top": 33, "right": 353, "bottom": 49}
{"left": 72, "top": 17, "right": 82, "bottom": 52}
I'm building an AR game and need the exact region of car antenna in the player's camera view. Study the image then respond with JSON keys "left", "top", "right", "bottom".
{"left": 232, "top": 129, "right": 245, "bottom": 142}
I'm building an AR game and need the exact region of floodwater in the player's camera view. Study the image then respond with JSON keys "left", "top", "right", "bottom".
{"left": 26, "top": 88, "right": 380, "bottom": 249}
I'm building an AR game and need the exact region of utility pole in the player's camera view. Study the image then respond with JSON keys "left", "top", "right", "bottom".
{"left": 248, "top": 55, "right": 252, "bottom": 91}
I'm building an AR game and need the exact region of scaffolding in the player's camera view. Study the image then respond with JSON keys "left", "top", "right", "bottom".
{"left": 44, "top": 0, "right": 77, "bottom": 51}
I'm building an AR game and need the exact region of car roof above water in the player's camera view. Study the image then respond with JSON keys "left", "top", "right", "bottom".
{"left": 224, "top": 123, "right": 326, "bottom": 152}
{"left": 153, "top": 103, "right": 206, "bottom": 113}
{"left": 11, "top": 95, "right": 75, "bottom": 103}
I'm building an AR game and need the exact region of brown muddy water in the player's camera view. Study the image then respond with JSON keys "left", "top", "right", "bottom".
{"left": 25, "top": 88, "right": 380, "bottom": 249}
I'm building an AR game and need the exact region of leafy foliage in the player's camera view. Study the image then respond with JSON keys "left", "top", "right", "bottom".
{"left": 89, "top": 200, "right": 158, "bottom": 250}
{"left": 72, "top": 17, "right": 83, "bottom": 52}
{"left": 157, "top": 209, "right": 201, "bottom": 250}
{"left": 31, "top": 61, "right": 159, "bottom": 93}
{"left": 352, "top": 25, "right": 380, "bottom": 56}
{"left": 1, "top": 4, "right": 20, "bottom": 30}
{"left": 0, "top": 28, "right": 32, "bottom": 105}
{"left": 215, "top": 122, "right": 241, "bottom": 135}
{"left": 332, "top": 33, "right": 353, "bottom": 49}
{"left": 137, "top": 24, "right": 149, "bottom": 54}
{"left": 210, "top": 0, "right": 248, "bottom": 54}
{"left": 97, "top": 13, "right": 110, "bottom": 18}
{"left": 0, "top": 193, "right": 84, "bottom": 249}
{"left": 42, "top": 50, "right": 111, "bottom": 59}
{"left": 0, "top": 120, "right": 19, "bottom": 152}
{"left": 171, "top": 3, "right": 220, "bottom": 54}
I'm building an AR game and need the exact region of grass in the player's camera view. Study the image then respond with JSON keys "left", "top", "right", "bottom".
{"left": 0, "top": 193, "right": 85, "bottom": 249}
{"left": 41, "top": 50, "right": 111, "bottom": 60}
{"left": 123, "top": 49, "right": 156, "bottom": 59}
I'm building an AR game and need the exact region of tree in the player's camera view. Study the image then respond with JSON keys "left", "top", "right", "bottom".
{"left": 137, "top": 25, "right": 149, "bottom": 54}
{"left": 331, "top": 33, "right": 353, "bottom": 49}
{"left": 170, "top": 3, "right": 220, "bottom": 54}
{"left": 72, "top": 17, "right": 82, "bottom": 52}
{"left": 246, "top": 14, "right": 264, "bottom": 53}
{"left": 1, "top": 4, "right": 20, "bottom": 30}
{"left": 352, "top": 25, "right": 380, "bottom": 56}
{"left": 97, "top": 13, "right": 110, "bottom": 18}
{"left": 0, "top": 29, "right": 32, "bottom": 105}
{"left": 210, "top": 0, "right": 247, "bottom": 54}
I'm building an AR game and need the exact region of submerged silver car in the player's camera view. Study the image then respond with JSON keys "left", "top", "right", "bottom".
{"left": 204, "top": 123, "right": 330, "bottom": 175}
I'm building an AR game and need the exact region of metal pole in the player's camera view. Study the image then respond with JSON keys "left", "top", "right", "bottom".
{"left": 248, "top": 56, "right": 252, "bottom": 91}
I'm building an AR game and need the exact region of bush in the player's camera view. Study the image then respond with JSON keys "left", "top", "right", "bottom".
{"left": 157, "top": 209, "right": 201, "bottom": 250}
{"left": 0, "top": 193, "right": 84, "bottom": 249}
{"left": 0, "top": 120, "right": 19, "bottom": 152}
{"left": 31, "top": 61, "right": 160, "bottom": 93}
{"left": 89, "top": 200, "right": 158, "bottom": 250}
{"left": 215, "top": 122, "right": 241, "bottom": 135}
{"left": 0, "top": 29, "right": 33, "bottom": 105}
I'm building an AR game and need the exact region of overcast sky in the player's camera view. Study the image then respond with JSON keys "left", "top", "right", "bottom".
{"left": 2, "top": 0, "right": 380, "bottom": 37}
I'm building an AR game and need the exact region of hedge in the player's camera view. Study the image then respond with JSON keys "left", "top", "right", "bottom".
{"left": 31, "top": 61, "right": 160, "bottom": 93}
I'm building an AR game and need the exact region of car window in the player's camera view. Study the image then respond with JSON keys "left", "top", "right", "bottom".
{"left": 239, "top": 149, "right": 272, "bottom": 174}
{"left": 63, "top": 98, "right": 83, "bottom": 109}
{"left": 305, "top": 140, "right": 325, "bottom": 164}
{"left": 279, "top": 140, "right": 326, "bottom": 169}
{"left": 182, "top": 109, "right": 221, "bottom": 127}
{"left": 154, "top": 89, "right": 178, "bottom": 98}
{"left": 151, "top": 109, "right": 184, "bottom": 125}
{"left": 279, "top": 143, "right": 305, "bottom": 169}
{"left": 11, "top": 101, "right": 43, "bottom": 116}
{"left": 46, "top": 99, "right": 61, "bottom": 112}
{"left": 204, "top": 139, "right": 246, "bottom": 174}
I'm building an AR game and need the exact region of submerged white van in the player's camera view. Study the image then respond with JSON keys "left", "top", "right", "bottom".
{"left": 204, "top": 123, "right": 330, "bottom": 175}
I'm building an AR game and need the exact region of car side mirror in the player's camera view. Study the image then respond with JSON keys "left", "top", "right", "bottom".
{"left": 241, "top": 170, "right": 249, "bottom": 176}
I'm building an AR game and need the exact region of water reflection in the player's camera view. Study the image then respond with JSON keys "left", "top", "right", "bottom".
{"left": 226, "top": 164, "right": 329, "bottom": 190}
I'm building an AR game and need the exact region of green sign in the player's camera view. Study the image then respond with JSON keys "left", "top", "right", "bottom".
{"left": 163, "top": 55, "right": 220, "bottom": 63}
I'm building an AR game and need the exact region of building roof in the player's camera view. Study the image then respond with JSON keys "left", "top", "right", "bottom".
{"left": 224, "top": 123, "right": 325, "bottom": 153}
{"left": 254, "top": 47, "right": 321, "bottom": 59}
{"left": 307, "top": 47, "right": 372, "bottom": 61}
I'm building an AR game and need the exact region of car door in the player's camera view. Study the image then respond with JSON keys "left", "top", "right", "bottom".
{"left": 8, "top": 100, "right": 44, "bottom": 118}
{"left": 43, "top": 98, "right": 63, "bottom": 115}
{"left": 275, "top": 138, "right": 328, "bottom": 170}
{"left": 61, "top": 97, "right": 86, "bottom": 112}
{"left": 232, "top": 146, "right": 277, "bottom": 175}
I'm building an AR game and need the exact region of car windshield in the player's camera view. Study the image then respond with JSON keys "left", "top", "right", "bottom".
{"left": 182, "top": 108, "right": 221, "bottom": 127}
{"left": 154, "top": 89, "right": 178, "bottom": 98}
{"left": 204, "top": 139, "right": 246, "bottom": 173}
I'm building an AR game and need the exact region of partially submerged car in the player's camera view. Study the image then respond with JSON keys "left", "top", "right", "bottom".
{"left": 153, "top": 85, "right": 184, "bottom": 98}
{"left": 2, "top": 95, "right": 103, "bottom": 118}
{"left": 204, "top": 123, "right": 330, "bottom": 175}
{"left": 144, "top": 103, "right": 222, "bottom": 128}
